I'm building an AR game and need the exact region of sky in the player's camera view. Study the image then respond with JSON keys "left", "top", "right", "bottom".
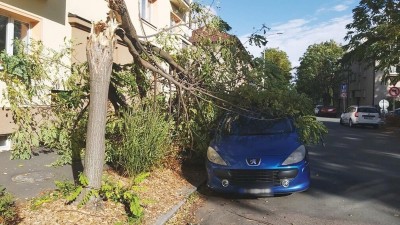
{"left": 195, "top": 0, "right": 359, "bottom": 68}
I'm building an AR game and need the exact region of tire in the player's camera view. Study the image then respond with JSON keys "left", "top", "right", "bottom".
{"left": 349, "top": 119, "right": 354, "bottom": 128}
{"left": 339, "top": 118, "right": 344, "bottom": 125}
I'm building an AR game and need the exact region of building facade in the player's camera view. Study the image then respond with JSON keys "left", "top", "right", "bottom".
{"left": 0, "top": 0, "right": 192, "bottom": 149}
{"left": 344, "top": 61, "right": 400, "bottom": 112}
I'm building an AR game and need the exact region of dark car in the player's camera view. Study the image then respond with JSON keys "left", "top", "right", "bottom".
{"left": 393, "top": 108, "right": 400, "bottom": 116}
{"left": 206, "top": 114, "right": 310, "bottom": 196}
{"left": 318, "top": 106, "right": 337, "bottom": 117}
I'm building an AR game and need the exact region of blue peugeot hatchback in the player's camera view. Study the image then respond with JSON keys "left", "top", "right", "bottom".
{"left": 206, "top": 114, "right": 310, "bottom": 196}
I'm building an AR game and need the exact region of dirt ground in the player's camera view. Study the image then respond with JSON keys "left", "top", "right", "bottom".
{"left": 12, "top": 162, "right": 206, "bottom": 225}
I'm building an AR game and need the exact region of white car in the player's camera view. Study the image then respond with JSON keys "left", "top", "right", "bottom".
{"left": 314, "top": 105, "right": 323, "bottom": 115}
{"left": 340, "top": 105, "right": 382, "bottom": 128}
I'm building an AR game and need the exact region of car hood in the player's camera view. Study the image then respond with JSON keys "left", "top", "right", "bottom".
{"left": 211, "top": 132, "right": 302, "bottom": 167}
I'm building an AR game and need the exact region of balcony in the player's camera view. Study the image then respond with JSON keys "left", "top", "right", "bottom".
{"left": 170, "top": 0, "right": 190, "bottom": 12}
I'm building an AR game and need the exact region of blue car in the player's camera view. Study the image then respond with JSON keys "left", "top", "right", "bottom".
{"left": 206, "top": 114, "right": 310, "bottom": 196}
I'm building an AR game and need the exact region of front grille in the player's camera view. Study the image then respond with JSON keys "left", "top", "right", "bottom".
{"left": 229, "top": 169, "right": 280, "bottom": 186}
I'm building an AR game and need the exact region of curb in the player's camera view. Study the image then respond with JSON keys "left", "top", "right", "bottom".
{"left": 154, "top": 180, "right": 206, "bottom": 225}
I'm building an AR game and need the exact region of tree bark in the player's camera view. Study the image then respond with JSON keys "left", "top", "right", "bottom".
{"left": 83, "top": 16, "right": 118, "bottom": 205}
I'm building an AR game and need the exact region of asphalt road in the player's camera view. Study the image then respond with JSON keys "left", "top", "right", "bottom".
{"left": 0, "top": 149, "right": 78, "bottom": 201}
{"left": 194, "top": 117, "right": 400, "bottom": 225}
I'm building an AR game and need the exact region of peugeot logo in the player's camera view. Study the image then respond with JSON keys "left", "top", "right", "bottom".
{"left": 246, "top": 158, "right": 261, "bottom": 166}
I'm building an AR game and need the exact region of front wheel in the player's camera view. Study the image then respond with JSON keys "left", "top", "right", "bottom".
{"left": 339, "top": 118, "right": 344, "bottom": 125}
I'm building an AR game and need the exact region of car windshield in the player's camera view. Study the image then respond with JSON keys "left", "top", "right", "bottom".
{"left": 221, "top": 115, "right": 294, "bottom": 135}
{"left": 358, "top": 107, "right": 379, "bottom": 113}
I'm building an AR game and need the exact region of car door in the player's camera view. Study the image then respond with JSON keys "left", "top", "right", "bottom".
{"left": 342, "top": 107, "right": 349, "bottom": 121}
{"left": 343, "top": 107, "right": 354, "bottom": 122}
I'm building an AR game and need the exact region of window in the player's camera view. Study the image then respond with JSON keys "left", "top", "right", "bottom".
{"left": 140, "top": 0, "right": 152, "bottom": 22}
{"left": 0, "top": 14, "right": 29, "bottom": 55}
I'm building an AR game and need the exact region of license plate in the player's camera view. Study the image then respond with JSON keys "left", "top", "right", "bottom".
{"left": 244, "top": 188, "right": 272, "bottom": 195}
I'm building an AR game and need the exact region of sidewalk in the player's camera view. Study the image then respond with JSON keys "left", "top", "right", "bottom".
{"left": 0, "top": 150, "right": 77, "bottom": 201}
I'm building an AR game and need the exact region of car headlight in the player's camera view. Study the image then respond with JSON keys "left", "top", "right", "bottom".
{"left": 207, "top": 146, "right": 227, "bottom": 166}
{"left": 282, "top": 145, "right": 306, "bottom": 165}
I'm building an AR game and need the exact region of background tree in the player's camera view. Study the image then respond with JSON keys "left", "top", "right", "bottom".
{"left": 344, "top": 0, "right": 400, "bottom": 84}
{"left": 295, "top": 40, "right": 344, "bottom": 106}
{"left": 252, "top": 48, "right": 292, "bottom": 89}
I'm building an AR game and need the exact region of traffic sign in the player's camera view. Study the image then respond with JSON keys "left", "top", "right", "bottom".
{"left": 379, "top": 99, "right": 389, "bottom": 109}
{"left": 389, "top": 87, "right": 400, "bottom": 97}
{"left": 340, "top": 92, "right": 347, "bottom": 98}
{"left": 340, "top": 83, "right": 347, "bottom": 93}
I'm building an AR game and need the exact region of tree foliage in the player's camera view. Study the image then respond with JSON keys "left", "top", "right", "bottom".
{"left": 0, "top": 185, "right": 17, "bottom": 225}
{"left": 252, "top": 48, "right": 292, "bottom": 89}
{"left": 344, "top": 0, "right": 400, "bottom": 84}
{"left": 295, "top": 40, "right": 345, "bottom": 105}
{"left": 0, "top": 40, "right": 71, "bottom": 159}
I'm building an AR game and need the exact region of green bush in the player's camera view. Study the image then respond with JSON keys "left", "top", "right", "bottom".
{"left": 55, "top": 173, "right": 147, "bottom": 223}
{"left": 173, "top": 100, "right": 219, "bottom": 164}
{"left": 0, "top": 186, "right": 17, "bottom": 225}
{"left": 108, "top": 107, "right": 173, "bottom": 176}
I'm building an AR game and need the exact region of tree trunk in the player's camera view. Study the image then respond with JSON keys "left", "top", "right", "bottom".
{"left": 82, "top": 17, "right": 118, "bottom": 207}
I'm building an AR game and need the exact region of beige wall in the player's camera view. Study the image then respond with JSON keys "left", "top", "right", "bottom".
{"left": 68, "top": 14, "right": 132, "bottom": 65}
{"left": 0, "top": 0, "right": 70, "bottom": 107}
{"left": 0, "top": 0, "right": 66, "bottom": 25}
{"left": 348, "top": 62, "right": 400, "bottom": 107}
{"left": 67, "top": 0, "right": 190, "bottom": 38}
{"left": 0, "top": 0, "right": 192, "bottom": 135}
{"left": 67, "top": 0, "right": 191, "bottom": 64}
{"left": 0, "top": 0, "right": 69, "bottom": 49}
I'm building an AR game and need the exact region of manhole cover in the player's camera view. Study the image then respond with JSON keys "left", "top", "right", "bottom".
{"left": 12, "top": 171, "right": 54, "bottom": 183}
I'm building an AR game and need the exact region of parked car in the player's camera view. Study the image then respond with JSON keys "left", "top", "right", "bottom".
{"left": 318, "top": 106, "right": 337, "bottom": 117}
{"left": 206, "top": 114, "right": 310, "bottom": 196}
{"left": 314, "top": 105, "right": 323, "bottom": 115}
{"left": 386, "top": 108, "right": 400, "bottom": 126}
{"left": 340, "top": 105, "right": 381, "bottom": 128}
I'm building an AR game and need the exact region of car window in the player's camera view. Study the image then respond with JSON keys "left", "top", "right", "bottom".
{"left": 358, "top": 107, "right": 379, "bottom": 113}
{"left": 221, "top": 115, "right": 294, "bottom": 135}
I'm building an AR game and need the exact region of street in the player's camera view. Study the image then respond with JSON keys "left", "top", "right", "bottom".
{"left": 193, "top": 117, "right": 400, "bottom": 225}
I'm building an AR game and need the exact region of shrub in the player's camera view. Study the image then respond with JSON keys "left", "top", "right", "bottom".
{"left": 56, "top": 173, "right": 148, "bottom": 223}
{"left": 108, "top": 107, "right": 173, "bottom": 176}
{"left": 0, "top": 186, "right": 17, "bottom": 225}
